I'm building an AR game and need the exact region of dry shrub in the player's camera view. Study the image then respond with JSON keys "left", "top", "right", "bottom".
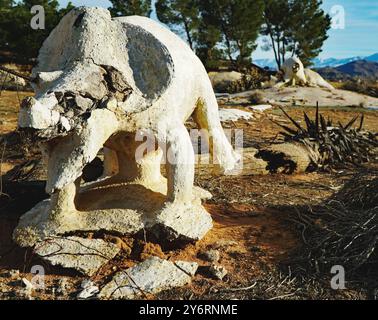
{"left": 289, "top": 170, "right": 378, "bottom": 285}
{"left": 225, "top": 67, "right": 265, "bottom": 94}
{"left": 341, "top": 79, "right": 378, "bottom": 98}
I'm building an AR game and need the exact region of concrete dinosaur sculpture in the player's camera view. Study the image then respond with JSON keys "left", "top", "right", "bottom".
{"left": 14, "top": 7, "right": 239, "bottom": 247}
{"left": 277, "top": 57, "right": 334, "bottom": 90}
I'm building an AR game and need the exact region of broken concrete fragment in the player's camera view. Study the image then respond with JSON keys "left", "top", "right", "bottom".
{"left": 152, "top": 203, "right": 213, "bottom": 242}
{"left": 34, "top": 236, "right": 120, "bottom": 276}
{"left": 208, "top": 265, "right": 228, "bottom": 280}
{"left": 174, "top": 261, "right": 198, "bottom": 276}
{"left": 99, "top": 257, "right": 195, "bottom": 299}
{"left": 200, "top": 249, "right": 221, "bottom": 263}
{"left": 250, "top": 104, "right": 272, "bottom": 112}
{"left": 218, "top": 108, "right": 254, "bottom": 122}
{"left": 77, "top": 280, "right": 99, "bottom": 299}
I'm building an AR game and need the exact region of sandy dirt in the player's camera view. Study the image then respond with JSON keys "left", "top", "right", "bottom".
{"left": 229, "top": 86, "right": 378, "bottom": 108}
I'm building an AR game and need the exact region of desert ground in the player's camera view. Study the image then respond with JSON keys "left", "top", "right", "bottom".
{"left": 0, "top": 87, "right": 377, "bottom": 300}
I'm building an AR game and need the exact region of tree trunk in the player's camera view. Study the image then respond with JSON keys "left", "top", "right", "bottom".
{"left": 269, "top": 32, "right": 280, "bottom": 69}
{"left": 182, "top": 16, "right": 193, "bottom": 50}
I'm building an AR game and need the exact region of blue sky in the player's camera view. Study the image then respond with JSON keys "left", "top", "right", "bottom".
{"left": 58, "top": 0, "right": 378, "bottom": 59}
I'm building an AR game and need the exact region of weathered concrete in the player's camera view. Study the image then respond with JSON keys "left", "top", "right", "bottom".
{"left": 99, "top": 257, "right": 198, "bottom": 299}
{"left": 14, "top": 7, "right": 239, "bottom": 247}
{"left": 34, "top": 237, "right": 120, "bottom": 276}
{"left": 218, "top": 108, "right": 254, "bottom": 122}
{"left": 277, "top": 57, "right": 334, "bottom": 90}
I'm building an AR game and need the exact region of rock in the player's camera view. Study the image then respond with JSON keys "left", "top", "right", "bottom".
{"left": 208, "top": 265, "right": 228, "bottom": 280}
{"left": 99, "top": 257, "right": 196, "bottom": 299}
{"left": 77, "top": 280, "right": 99, "bottom": 300}
{"left": 34, "top": 237, "right": 120, "bottom": 276}
{"left": 153, "top": 202, "right": 213, "bottom": 242}
{"left": 174, "top": 261, "right": 198, "bottom": 276}
{"left": 209, "top": 71, "right": 243, "bottom": 92}
{"left": 250, "top": 104, "right": 272, "bottom": 112}
{"left": 218, "top": 108, "right": 254, "bottom": 122}
{"left": 200, "top": 249, "right": 220, "bottom": 263}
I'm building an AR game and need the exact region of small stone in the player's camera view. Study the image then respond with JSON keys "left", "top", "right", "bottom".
{"left": 34, "top": 237, "right": 120, "bottom": 276}
{"left": 99, "top": 257, "right": 194, "bottom": 299}
{"left": 77, "top": 280, "right": 99, "bottom": 300}
{"left": 208, "top": 265, "right": 228, "bottom": 280}
{"left": 200, "top": 249, "right": 220, "bottom": 263}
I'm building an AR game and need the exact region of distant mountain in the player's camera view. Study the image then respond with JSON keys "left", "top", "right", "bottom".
{"left": 312, "top": 56, "right": 364, "bottom": 68}
{"left": 336, "top": 60, "right": 378, "bottom": 78}
{"left": 254, "top": 52, "right": 378, "bottom": 70}
{"left": 366, "top": 53, "right": 378, "bottom": 62}
{"left": 317, "top": 60, "right": 378, "bottom": 80}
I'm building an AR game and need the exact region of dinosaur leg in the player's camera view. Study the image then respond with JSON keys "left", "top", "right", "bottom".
{"left": 193, "top": 86, "right": 240, "bottom": 174}
{"left": 163, "top": 124, "right": 195, "bottom": 203}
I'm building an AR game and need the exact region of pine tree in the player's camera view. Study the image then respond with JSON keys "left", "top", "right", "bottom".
{"left": 155, "top": 0, "right": 199, "bottom": 50}
{"left": 262, "top": 0, "right": 331, "bottom": 68}
{"left": 109, "top": 0, "right": 152, "bottom": 17}
{"left": 7, "top": 0, "right": 74, "bottom": 62}
{"left": 0, "top": 1, "right": 13, "bottom": 51}
{"left": 290, "top": 0, "right": 331, "bottom": 66}
{"left": 199, "top": 0, "right": 264, "bottom": 67}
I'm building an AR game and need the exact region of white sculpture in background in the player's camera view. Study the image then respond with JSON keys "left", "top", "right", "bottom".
{"left": 14, "top": 7, "right": 239, "bottom": 247}
{"left": 277, "top": 56, "right": 334, "bottom": 90}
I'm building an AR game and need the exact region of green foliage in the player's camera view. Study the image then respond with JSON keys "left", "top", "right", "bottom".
{"left": 0, "top": 0, "right": 15, "bottom": 51}
{"left": 199, "top": 0, "right": 264, "bottom": 67}
{"left": 155, "top": 0, "right": 199, "bottom": 49}
{"left": 262, "top": 0, "right": 331, "bottom": 69}
{"left": 109, "top": 0, "right": 152, "bottom": 17}
{"left": 290, "top": 0, "right": 331, "bottom": 66}
{"left": 195, "top": 23, "right": 224, "bottom": 70}
{"left": 0, "top": 0, "right": 74, "bottom": 63}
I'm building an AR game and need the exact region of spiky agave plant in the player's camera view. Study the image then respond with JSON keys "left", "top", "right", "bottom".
{"left": 271, "top": 104, "right": 378, "bottom": 170}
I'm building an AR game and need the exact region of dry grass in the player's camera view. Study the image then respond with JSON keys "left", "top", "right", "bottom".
{"left": 0, "top": 90, "right": 31, "bottom": 134}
